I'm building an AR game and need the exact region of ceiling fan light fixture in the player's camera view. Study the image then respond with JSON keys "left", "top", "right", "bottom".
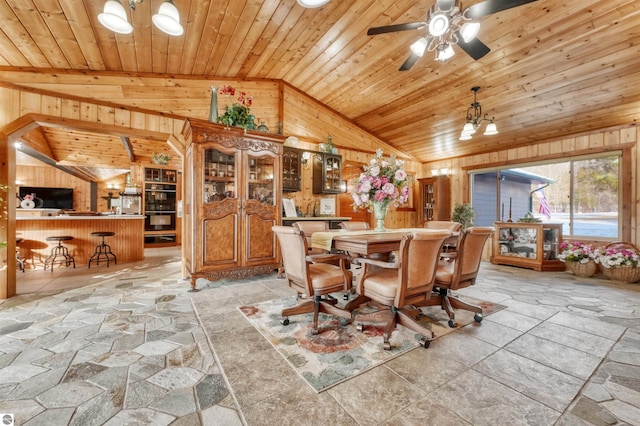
{"left": 436, "top": 44, "right": 455, "bottom": 61}
{"left": 152, "top": 0, "right": 184, "bottom": 36}
{"left": 460, "top": 22, "right": 480, "bottom": 43}
{"left": 297, "top": 0, "right": 330, "bottom": 8}
{"left": 484, "top": 122, "right": 499, "bottom": 135}
{"left": 428, "top": 14, "right": 450, "bottom": 37}
{"left": 410, "top": 38, "right": 429, "bottom": 57}
{"left": 98, "top": 0, "right": 133, "bottom": 34}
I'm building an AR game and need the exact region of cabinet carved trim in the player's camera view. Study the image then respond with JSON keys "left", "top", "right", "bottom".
{"left": 203, "top": 198, "right": 237, "bottom": 217}
{"left": 246, "top": 201, "right": 275, "bottom": 216}
{"left": 196, "top": 132, "right": 280, "bottom": 154}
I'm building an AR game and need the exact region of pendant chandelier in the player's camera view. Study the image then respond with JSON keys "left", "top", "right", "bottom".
{"left": 98, "top": 0, "right": 184, "bottom": 36}
{"left": 459, "top": 86, "right": 498, "bottom": 140}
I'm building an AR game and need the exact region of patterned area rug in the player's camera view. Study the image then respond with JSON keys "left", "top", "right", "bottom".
{"left": 238, "top": 294, "right": 504, "bottom": 392}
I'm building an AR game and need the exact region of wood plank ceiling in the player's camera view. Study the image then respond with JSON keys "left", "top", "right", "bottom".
{"left": 1, "top": 0, "right": 639, "bottom": 181}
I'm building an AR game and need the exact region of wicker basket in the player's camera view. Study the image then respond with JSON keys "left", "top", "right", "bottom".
{"left": 567, "top": 260, "right": 598, "bottom": 278}
{"left": 599, "top": 242, "right": 640, "bottom": 283}
{"left": 601, "top": 265, "right": 640, "bottom": 283}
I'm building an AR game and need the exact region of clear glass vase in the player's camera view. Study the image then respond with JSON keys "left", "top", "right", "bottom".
{"left": 372, "top": 202, "right": 388, "bottom": 232}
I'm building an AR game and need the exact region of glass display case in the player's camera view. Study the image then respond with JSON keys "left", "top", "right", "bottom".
{"left": 313, "top": 153, "right": 342, "bottom": 194}
{"left": 491, "top": 222, "right": 565, "bottom": 271}
{"left": 282, "top": 147, "right": 302, "bottom": 192}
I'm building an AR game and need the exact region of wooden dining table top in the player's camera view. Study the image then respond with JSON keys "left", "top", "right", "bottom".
{"left": 311, "top": 228, "right": 458, "bottom": 256}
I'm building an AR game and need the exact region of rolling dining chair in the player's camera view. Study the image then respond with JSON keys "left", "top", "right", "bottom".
{"left": 293, "top": 221, "right": 330, "bottom": 255}
{"left": 346, "top": 229, "right": 452, "bottom": 350}
{"left": 339, "top": 221, "right": 370, "bottom": 230}
{"left": 425, "top": 221, "right": 463, "bottom": 253}
{"left": 424, "top": 226, "right": 494, "bottom": 328}
{"left": 272, "top": 226, "right": 353, "bottom": 334}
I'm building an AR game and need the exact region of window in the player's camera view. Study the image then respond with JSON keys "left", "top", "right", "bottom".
{"left": 470, "top": 153, "right": 620, "bottom": 239}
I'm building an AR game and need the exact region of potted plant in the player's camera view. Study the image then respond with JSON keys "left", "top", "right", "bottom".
{"left": 216, "top": 85, "right": 256, "bottom": 130}
{"left": 451, "top": 203, "right": 476, "bottom": 228}
{"left": 558, "top": 241, "right": 598, "bottom": 277}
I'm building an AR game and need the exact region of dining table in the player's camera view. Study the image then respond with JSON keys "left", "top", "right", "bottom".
{"left": 310, "top": 228, "right": 459, "bottom": 257}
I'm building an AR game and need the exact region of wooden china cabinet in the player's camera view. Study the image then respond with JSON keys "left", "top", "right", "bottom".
{"left": 418, "top": 176, "right": 451, "bottom": 225}
{"left": 182, "top": 118, "right": 285, "bottom": 289}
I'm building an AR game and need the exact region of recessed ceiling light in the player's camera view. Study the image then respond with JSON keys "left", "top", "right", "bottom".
{"left": 297, "top": 0, "right": 330, "bottom": 8}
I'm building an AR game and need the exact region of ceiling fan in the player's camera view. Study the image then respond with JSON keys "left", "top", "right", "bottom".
{"left": 367, "top": 0, "right": 538, "bottom": 71}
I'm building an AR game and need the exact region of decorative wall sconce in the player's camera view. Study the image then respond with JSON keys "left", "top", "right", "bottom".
{"left": 431, "top": 168, "right": 450, "bottom": 177}
{"left": 301, "top": 151, "right": 311, "bottom": 169}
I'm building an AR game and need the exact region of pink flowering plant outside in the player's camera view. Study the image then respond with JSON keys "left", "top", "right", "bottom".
{"left": 594, "top": 244, "right": 640, "bottom": 269}
{"left": 557, "top": 241, "right": 596, "bottom": 264}
{"left": 351, "top": 149, "right": 410, "bottom": 211}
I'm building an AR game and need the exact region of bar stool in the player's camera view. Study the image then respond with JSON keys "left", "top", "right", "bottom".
{"left": 16, "top": 237, "right": 25, "bottom": 272}
{"left": 43, "top": 236, "right": 76, "bottom": 272}
{"left": 88, "top": 231, "right": 117, "bottom": 268}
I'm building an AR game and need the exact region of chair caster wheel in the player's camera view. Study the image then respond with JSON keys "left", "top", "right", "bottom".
{"left": 419, "top": 337, "right": 430, "bottom": 348}
{"left": 448, "top": 319, "right": 456, "bottom": 328}
{"left": 356, "top": 322, "right": 364, "bottom": 332}
{"left": 339, "top": 318, "right": 351, "bottom": 327}
{"left": 343, "top": 294, "right": 349, "bottom": 301}
{"left": 383, "top": 341, "right": 391, "bottom": 351}
{"left": 474, "top": 313, "right": 483, "bottom": 323}
{"left": 281, "top": 318, "right": 290, "bottom": 326}
{"left": 311, "top": 328, "right": 319, "bottom": 335}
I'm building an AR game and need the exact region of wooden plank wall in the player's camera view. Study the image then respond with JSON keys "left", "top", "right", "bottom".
{"left": 16, "top": 163, "right": 93, "bottom": 211}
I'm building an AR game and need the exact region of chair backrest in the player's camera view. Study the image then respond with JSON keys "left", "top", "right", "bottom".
{"left": 272, "top": 225, "right": 312, "bottom": 294}
{"left": 293, "top": 221, "right": 329, "bottom": 254}
{"left": 339, "top": 221, "right": 370, "bottom": 230}
{"left": 396, "top": 230, "right": 452, "bottom": 307}
{"left": 424, "top": 221, "right": 463, "bottom": 232}
{"left": 448, "top": 226, "right": 493, "bottom": 290}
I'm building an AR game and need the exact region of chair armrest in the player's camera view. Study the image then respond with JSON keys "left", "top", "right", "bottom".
{"left": 356, "top": 257, "right": 399, "bottom": 269}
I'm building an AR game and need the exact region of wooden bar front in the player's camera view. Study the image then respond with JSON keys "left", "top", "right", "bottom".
{"left": 16, "top": 216, "right": 145, "bottom": 269}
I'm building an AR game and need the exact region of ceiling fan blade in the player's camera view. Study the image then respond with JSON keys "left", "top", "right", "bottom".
{"left": 456, "top": 34, "right": 491, "bottom": 60}
{"left": 367, "top": 22, "right": 427, "bottom": 36}
{"left": 466, "top": 0, "right": 538, "bottom": 20}
{"left": 399, "top": 54, "right": 420, "bottom": 71}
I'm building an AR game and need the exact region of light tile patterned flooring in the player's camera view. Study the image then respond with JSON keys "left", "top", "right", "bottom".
{"left": 1, "top": 247, "right": 639, "bottom": 425}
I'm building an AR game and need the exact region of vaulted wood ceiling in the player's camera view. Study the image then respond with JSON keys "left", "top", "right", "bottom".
{"left": 1, "top": 0, "right": 639, "bottom": 181}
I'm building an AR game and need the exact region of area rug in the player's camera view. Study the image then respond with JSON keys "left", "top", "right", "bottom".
{"left": 238, "top": 294, "right": 504, "bottom": 392}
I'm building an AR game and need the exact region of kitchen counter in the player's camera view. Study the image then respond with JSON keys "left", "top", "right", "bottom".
{"left": 16, "top": 216, "right": 145, "bottom": 268}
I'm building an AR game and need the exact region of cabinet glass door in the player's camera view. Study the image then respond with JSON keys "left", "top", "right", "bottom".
{"left": 203, "top": 148, "right": 237, "bottom": 203}
{"left": 543, "top": 226, "right": 559, "bottom": 260}
{"left": 324, "top": 155, "right": 341, "bottom": 192}
{"left": 247, "top": 154, "right": 275, "bottom": 205}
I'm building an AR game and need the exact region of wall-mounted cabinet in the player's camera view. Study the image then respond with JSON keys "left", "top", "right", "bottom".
{"left": 282, "top": 147, "right": 302, "bottom": 192}
{"left": 313, "top": 153, "right": 342, "bottom": 194}
{"left": 491, "top": 222, "right": 564, "bottom": 271}
{"left": 182, "top": 118, "right": 285, "bottom": 289}
{"left": 143, "top": 167, "right": 177, "bottom": 247}
{"left": 418, "top": 176, "right": 451, "bottom": 225}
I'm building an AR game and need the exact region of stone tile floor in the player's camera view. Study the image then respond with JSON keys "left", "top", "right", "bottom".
{"left": 1, "top": 247, "right": 639, "bottom": 425}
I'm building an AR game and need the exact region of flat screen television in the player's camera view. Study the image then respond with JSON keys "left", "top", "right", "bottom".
{"left": 19, "top": 187, "right": 74, "bottom": 210}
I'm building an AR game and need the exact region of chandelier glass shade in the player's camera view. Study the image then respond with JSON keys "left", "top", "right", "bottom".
{"left": 99, "top": 0, "right": 184, "bottom": 36}
{"left": 459, "top": 86, "right": 498, "bottom": 140}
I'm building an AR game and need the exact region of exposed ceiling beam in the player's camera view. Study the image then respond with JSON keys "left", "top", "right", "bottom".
{"left": 120, "top": 136, "right": 135, "bottom": 162}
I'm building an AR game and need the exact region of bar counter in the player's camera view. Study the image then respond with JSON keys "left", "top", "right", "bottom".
{"left": 16, "top": 215, "right": 145, "bottom": 269}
